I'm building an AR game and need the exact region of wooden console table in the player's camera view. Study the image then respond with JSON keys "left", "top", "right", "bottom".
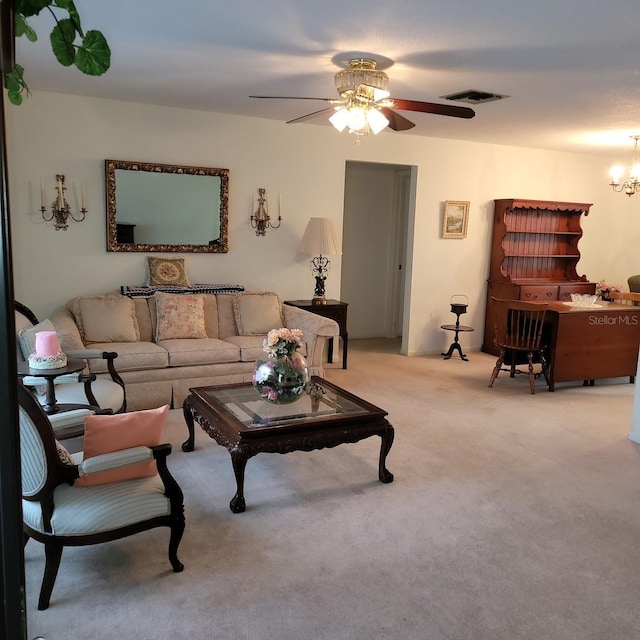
{"left": 284, "top": 299, "right": 348, "bottom": 369}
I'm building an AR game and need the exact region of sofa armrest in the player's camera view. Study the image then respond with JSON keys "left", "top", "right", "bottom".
{"left": 50, "top": 309, "right": 127, "bottom": 412}
{"left": 282, "top": 305, "right": 339, "bottom": 370}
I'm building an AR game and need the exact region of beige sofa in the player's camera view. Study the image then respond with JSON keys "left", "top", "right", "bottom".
{"left": 50, "top": 290, "right": 339, "bottom": 411}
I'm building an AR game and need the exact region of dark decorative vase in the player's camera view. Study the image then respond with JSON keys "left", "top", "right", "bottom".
{"left": 252, "top": 352, "right": 309, "bottom": 404}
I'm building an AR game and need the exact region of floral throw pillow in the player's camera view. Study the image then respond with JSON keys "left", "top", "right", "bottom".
{"left": 154, "top": 291, "right": 208, "bottom": 341}
{"left": 146, "top": 256, "right": 190, "bottom": 287}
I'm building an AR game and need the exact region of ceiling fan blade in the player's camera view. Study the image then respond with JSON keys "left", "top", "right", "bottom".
{"left": 250, "top": 96, "right": 336, "bottom": 102}
{"left": 380, "top": 108, "right": 415, "bottom": 132}
{"left": 390, "top": 98, "right": 476, "bottom": 119}
{"left": 286, "top": 107, "right": 336, "bottom": 125}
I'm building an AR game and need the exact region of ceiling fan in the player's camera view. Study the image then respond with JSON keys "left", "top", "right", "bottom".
{"left": 250, "top": 58, "right": 475, "bottom": 140}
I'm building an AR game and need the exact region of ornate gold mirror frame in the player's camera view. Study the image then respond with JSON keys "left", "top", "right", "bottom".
{"left": 105, "top": 159, "right": 229, "bottom": 253}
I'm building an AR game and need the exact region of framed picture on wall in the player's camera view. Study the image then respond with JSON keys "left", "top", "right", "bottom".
{"left": 442, "top": 200, "right": 470, "bottom": 239}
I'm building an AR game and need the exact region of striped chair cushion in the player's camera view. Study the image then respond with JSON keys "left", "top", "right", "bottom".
{"left": 22, "top": 474, "right": 170, "bottom": 536}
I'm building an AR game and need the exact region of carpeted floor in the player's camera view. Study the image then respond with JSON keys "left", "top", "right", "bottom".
{"left": 25, "top": 340, "right": 640, "bottom": 640}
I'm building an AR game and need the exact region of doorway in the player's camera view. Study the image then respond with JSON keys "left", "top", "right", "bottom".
{"left": 340, "top": 161, "right": 416, "bottom": 352}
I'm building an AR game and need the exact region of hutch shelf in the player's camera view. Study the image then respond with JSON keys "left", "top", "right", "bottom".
{"left": 482, "top": 198, "right": 595, "bottom": 354}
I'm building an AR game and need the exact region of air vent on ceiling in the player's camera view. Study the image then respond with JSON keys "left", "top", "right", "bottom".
{"left": 440, "top": 89, "right": 509, "bottom": 104}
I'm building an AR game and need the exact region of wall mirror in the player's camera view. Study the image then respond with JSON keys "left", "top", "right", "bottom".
{"left": 105, "top": 159, "right": 229, "bottom": 253}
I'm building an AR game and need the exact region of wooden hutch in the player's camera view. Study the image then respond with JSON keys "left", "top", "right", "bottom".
{"left": 482, "top": 198, "right": 596, "bottom": 355}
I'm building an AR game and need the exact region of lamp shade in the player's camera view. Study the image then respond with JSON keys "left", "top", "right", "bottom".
{"left": 297, "top": 217, "right": 342, "bottom": 256}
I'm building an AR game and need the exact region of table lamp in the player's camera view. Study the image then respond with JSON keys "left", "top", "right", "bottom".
{"left": 297, "top": 217, "right": 342, "bottom": 304}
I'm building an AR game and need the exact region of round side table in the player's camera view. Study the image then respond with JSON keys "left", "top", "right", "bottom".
{"left": 17, "top": 358, "right": 86, "bottom": 414}
{"left": 441, "top": 324, "right": 474, "bottom": 361}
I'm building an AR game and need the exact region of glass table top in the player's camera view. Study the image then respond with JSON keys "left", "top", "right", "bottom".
{"left": 198, "top": 380, "right": 373, "bottom": 428}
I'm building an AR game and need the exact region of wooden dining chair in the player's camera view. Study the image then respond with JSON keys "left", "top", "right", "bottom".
{"left": 488, "top": 297, "right": 550, "bottom": 394}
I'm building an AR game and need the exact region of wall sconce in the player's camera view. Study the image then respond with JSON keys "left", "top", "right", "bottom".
{"left": 250, "top": 187, "right": 281, "bottom": 236}
{"left": 40, "top": 174, "right": 87, "bottom": 230}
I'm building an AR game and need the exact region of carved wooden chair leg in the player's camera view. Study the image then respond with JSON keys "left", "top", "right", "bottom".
{"left": 39, "top": 542, "right": 63, "bottom": 610}
{"left": 488, "top": 350, "right": 505, "bottom": 388}
{"left": 168, "top": 519, "right": 185, "bottom": 573}
{"left": 526, "top": 351, "right": 536, "bottom": 394}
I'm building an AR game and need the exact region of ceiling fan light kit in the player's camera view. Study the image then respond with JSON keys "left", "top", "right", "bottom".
{"left": 250, "top": 56, "right": 476, "bottom": 144}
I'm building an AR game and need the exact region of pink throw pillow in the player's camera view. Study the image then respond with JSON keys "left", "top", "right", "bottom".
{"left": 76, "top": 405, "right": 169, "bottom": 487}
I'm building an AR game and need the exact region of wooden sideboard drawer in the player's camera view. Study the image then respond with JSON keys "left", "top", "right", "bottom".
{"left": 520, "top": 285, "right": 558, "bottom": 301}
{"left": 558, "top": 283, "right": 596, "bottom": 301}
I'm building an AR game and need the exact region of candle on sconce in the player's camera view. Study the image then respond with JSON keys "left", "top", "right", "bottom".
{"left": 40, "top": 180, "right": 45, "bottom": 208}
{"left": 57, "top": 178, "right": 64, "bottom": 206}
{"left": 81, "top": 183, "right": 86, "bottom": 209}
{"left": 279, "top": 193, "right": 282, "bottom": 216}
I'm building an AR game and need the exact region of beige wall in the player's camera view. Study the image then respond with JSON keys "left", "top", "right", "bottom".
{"left": 6, "top": 91, "right": 639, "bottom": 355}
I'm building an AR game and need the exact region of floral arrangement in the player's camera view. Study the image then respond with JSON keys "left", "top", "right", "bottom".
{"left": 263, "top": 327, "right": 304, "bottom": 358}
{"left": 596, "top": 280, "right": 622, "bottom": 300}
{"left": 253, "top": 328, "right": 308, "bottom": 404}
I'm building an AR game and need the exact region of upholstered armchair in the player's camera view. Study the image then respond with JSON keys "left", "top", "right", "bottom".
{"left": 15, "top": 301, "right": 126, "bottom": 428}
{"left": 19, "top": 385, "right": 185, "bottom": 610}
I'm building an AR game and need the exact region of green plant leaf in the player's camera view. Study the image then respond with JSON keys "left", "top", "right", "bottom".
{"left": 15, "top": 0, "right": 51, "bottom": 18}
{"left": 7, "top": 90, "right": 24, "bottom": 105}
{"left": 75, "top": 30, "right": 110, "bottom": 76}
{"left": 14, "top": 13, "right": 38, "bottom": 41}
{"left": 4, "top": 65, "right": 28, "bottom": 105}
{"left": 50, "top": 18, "right": 77, "bottom": 66}
{"left": 55, "top": 0, "right": 83, "bottom": 36}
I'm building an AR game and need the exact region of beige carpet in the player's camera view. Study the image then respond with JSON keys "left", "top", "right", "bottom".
{"left": 25, "top": 340, "right": 640, "bottom": 640}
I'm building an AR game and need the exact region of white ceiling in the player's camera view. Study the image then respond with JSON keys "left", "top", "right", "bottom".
{"left": 14, "top": 0, "right": 640, "bottom": 157}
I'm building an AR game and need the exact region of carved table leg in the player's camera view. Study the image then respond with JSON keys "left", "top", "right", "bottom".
{"left": 378, "top": 425, "right": 395, "bottom": 483}
{"left": 229, "top": 447, "right": 249, "bottom": 513}
{"left": 181, "top": 397, "right": 195, "bottom": 452}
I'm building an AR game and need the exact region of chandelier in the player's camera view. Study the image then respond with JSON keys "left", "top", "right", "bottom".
{"left": 328, "top": 59, "right": 392, "bottom": 141}
{"left": 609, "top": 135, "right": 640, "bottom": 196}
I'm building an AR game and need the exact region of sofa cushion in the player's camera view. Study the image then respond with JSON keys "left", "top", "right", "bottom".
{"left": 217, "top": 294, "right": 238, "bottom": 338}
{"left": 132, "top": 297, "right": 153, "bottom": 342}
{"left": 75, "top": 405, "right": 168, "bottom": 487}
{"left": 155, "top": 338, "right": 240, "bottom": 367}
{"left": 68, "top": 294, "right": 140, "bottom": 343}
{"left": 79, "top": 296, "right": 140, "bottom": 343}
{"left": 223, "top": 335, "right": 309, "bottom": 362}
{"left": 86, "top": 341, "right": 170, "bottom": 374}
{"left": 222, "top": 335, "right": 266, "bottom": 362}
{"left": 146, "top": 256, "right": 189, "bottom": 287}
{"left": 233, "top": 292, "right": 284, "bottom": 336}
{"left": 154, "top": 291, "right": 208, "bottom": 341}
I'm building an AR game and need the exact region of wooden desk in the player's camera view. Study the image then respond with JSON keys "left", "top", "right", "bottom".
{"left": 284, "top": 299, "right": 348, "bottom": 369}
{"left": 544, "top": 301, "right": 640, "bottom": 390}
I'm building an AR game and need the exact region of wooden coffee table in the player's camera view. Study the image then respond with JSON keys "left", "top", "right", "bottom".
{"left": 182, "top": 376, "right": 394, "bottom": 512}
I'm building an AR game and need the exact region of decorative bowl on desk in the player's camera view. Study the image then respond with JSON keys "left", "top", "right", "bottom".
{"left": 570, "top": 293, "right": 598, "bottom": 306}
